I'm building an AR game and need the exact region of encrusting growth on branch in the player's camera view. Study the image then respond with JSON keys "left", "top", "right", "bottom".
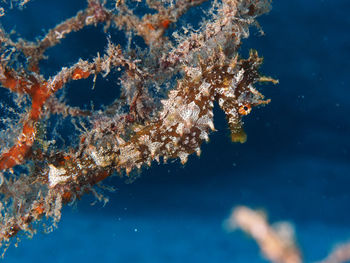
{"left": 0, "top": 0, "right": 276, "bottom": 255}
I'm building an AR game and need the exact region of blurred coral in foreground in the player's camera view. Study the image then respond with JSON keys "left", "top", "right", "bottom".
{"left": 226, "top": 206, "right": 350, "bottom": 263}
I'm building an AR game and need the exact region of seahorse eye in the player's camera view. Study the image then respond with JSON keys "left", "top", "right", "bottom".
{"left": 238, "top": 104, "right": 252, "bottom": 115}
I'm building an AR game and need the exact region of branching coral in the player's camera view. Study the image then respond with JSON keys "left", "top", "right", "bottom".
{"left": 0, "top": 0, "right": 276, "bottom": 254}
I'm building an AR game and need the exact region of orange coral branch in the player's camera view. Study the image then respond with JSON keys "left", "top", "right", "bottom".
{"left": 0, "top": 122, "right": 35, "bottom": 170}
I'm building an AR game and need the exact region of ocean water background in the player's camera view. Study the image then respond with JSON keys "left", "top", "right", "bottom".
{"left": 1, "top": 0, "right": 350, "bottom": 262}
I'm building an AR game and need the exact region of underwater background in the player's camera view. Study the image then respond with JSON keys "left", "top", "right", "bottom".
{"left": 1, "top": 0, "right": 350, "bottom": 262}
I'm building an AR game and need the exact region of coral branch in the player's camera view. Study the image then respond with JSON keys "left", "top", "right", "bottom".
{"left": 0, "top": 122, "right": 35, "bottom": 170}
{"left": 226, "top": 206, "right": 350, "bottom": 263}
{"left": 16, "top": 0, "right": 112, "bottom": 69}
{"left": 225, "top": 206, "right": 302, "bottom": 263}
{"left": 318, "top": 243, "right": 350, "bottom": 263}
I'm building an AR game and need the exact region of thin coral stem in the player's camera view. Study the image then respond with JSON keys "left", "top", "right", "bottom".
{"left": 17, "top": 0, "right": 112, "bottom": 68}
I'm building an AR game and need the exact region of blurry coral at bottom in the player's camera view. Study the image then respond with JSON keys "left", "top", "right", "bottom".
{"left": 0, "top": 0, "right": 277, "bottom": 257}
{"left": 225, "top": 206, "right": 350, "bottom": 263}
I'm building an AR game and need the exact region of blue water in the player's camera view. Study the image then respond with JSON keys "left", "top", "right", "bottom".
{"left": 2, "top": 0, "right": 350, "bottom": 262}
